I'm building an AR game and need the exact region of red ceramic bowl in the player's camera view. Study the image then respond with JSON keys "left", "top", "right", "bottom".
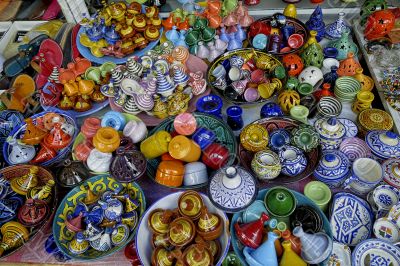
{"left": 288, "top": 34, "right": 304, "bottom": 49}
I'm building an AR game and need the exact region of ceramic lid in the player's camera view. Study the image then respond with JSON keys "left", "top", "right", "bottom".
{"left": 208, "top": 166, "right": 258, "bottom": 213}
{"left": 314, "top": 150, "right": 350, "bottom": 181}
{"left": 366, "top": 130, "right": 400, "bottom": 159}
{"left": 352, "top": 239, "right": 400, "bottom": 266}
{"left": 314, "top": 118, "right": 345, "bottom": 140}
{"left": 264, "top": 187, "right": 296, "bottom": 217}
{"left": 382, "top": 158, "right": 400, "bottom": 189}
{"left": 358, "top": 108, "right": 394, "bottom": 131}
{"left": 157, "top": 161, "right": 185, "bottom": 176}
{"left": 184, "top": 162, "right": 207, "bottom": 175}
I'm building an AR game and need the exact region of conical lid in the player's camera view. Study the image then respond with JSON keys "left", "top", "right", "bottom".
{"left": 22, "top": 118, "right": 47, "bottom": 146}
{"left": 10, "top": 166, "right": 39, "bottom": 195}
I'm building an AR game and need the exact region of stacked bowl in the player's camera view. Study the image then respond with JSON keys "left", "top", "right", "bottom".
{"left": 334, "top": 76, "right": 361, "bottom": 102}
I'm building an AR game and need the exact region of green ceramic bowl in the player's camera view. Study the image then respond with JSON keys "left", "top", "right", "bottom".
{"left": 53, "top": 175, "right": 146, "bottom": 261}
{"left": 146, "top": 112, "right": 237, "bottom": 189}
{"left": 304, "top": 181, "right": 332, "bottom": 212}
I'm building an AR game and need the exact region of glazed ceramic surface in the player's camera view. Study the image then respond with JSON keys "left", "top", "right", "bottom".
{"left": 365, "top": 130, "right": 400, "bottom": 160}
{"left": 314, "top": 118, "right": 346, "bottom": 150}
{"left": 383, "top": 158, "right": 400, "bottom": 189}
{"left": 358, "top": 109, "right": 394, "bottom": 135}
{"left": 291, "top": 124, "right": 319, "bottom": 153}
{"left": 324, "top": 242, "right": 351, "bottom": 266}
{"left": 231, "top": 188, "right": 333, "bottom": 266}
{"left": 329, "top": 192, "right": 374, "bottom": 246}
{"left": 278, "top": 145, "right": 307, "bottom": 177}
{"left": 53, "top": 175, "right": 145, "bottom": 260}
{"left": 373, "top": 217, "right": 400, "bottom": 243}
{"left": 314, "top": 150, "right": 350, "bottom": 188}
{"left": 239, "top": 117, "right": 319, "bottom": 184}
{"left": 147, "top": 113, "right": 237, "bottom": 189}
{"left": 347, "top": 158, "right": 384, "bottom": 196}
{"left": 372, "top": 185, "right": 400, "bottom": 212}
{"left": 337, "top": 118, "right": 358, "bottom": 138}
{"left": 339, "top": 137, "right": 371, "bottom": 162}
{"left": 136, "top": 192, "right": 230, "bottom": 266}
{"left": 304, "top": 181, "right": 332, "bottom": 212}
{"left": 352, "top": 239, "right": 400, "bottom": 266}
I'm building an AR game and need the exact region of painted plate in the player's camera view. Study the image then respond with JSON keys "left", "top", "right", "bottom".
{"left": 373, "top": 217, "right": 400, "bottom": 243}
{"left": 338, "top": 118, "right": 358, "bottom": 138}
{"left": 352, "top": 239, "right": 400, "bottom": 266}
{"left": 383, "top": 158, "right": 400, "bottom": 189}
{"left": 324, "top": 242, "right": 351, "bottom": 266}
{"left": 329, "top": 192, "right": 374, "bottom": 246}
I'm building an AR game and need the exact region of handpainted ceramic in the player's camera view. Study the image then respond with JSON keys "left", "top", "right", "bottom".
{"left": 382, "top": 158, "right": 400, "bottom": 189}
{"left": 314, "top": 118, "right": 346, "bottom": 150}
{"left": 334, "top": 76, "right": 361, "bottom": 102}
{"left": 298, "top": 66, "right": 323, "bottom": 89}
{"left": 146, "top": 113, "right": 237, "bottom": 189}
{"left": 278, "top": 146, "right": 307, "bottom": 177}
{"left": 373, "top": 217, "right": 400, "bottom": 243}
{"left": 358, "top": 109, "right": 394, "bottom": 136}
{"left": 304, "top": 181, "right": 331, "bottom": 212}
{"left": 366, "top": 131, "right": 400, "bottom": 160}
{"left": 314, "top": 150, "right": 350, "bottom": 188}
{"left": 337, "top": 118, "right": 358, "bottom": 138}
{"left": 243, "top": 231, "right": 279, "bottom": 266}
{"left": 315, "top": 96, "right": 342, "bottom": 119}
{"left": 208, "top": 166, "right": 258, "bottom": 213}
{"left": 291, "top": 124, "right": 319, "bottom": 153}
{"left": 251, "top": 150, "right": 281, "bottom": 181}
{"left": 345, "top": 158, "right": 384, "bottom": 195}
{"left": 231, "top": 188, "right": 332, "bottom": 266}
{"left": 183, "top": 162, "right": 208, "bottom": 187}
{"left": 372, "top": 185, "right": 400, "bottom": 212}
{"left": 123, "top": 120, "right": 147, "bottom": 144}
{"left": 86, "top": 149, "right": 113, "bottom": 173}
{"left": 136, "top": 192, "right": 230, "bottom": 265}
{"left": 352, "top": 239, "right": 400, "bottom": 266}
{"left": 0, "top": 111, "right": 24, "bottom": 147}
{"left": 53, "top": 175, "right": 145, "bottom": 260}
{"left": 329, "top": 192, "right": 373, "bottom": 246}
{"left": 324, "top": 12, "right": 351, "bottom": 40}
{"left": 268, "top": 129, "right": 290, "bottom": 152}
{"left": 289, "top": 105, "right": 309, "bottom": 124}
{"left": 325, "top": 242, "right": 351, "bottom": 266}
{"left": 339, "top": 137, "right": 371, "bottom": 162}
{"left": 389, "top": 202, "right": 400, "bottom": 228}
{"left": 240, "top": 124, "right": 269, "bottom": 153}
{"left": 327, "top": 28, "right": 358, "bottom": 61}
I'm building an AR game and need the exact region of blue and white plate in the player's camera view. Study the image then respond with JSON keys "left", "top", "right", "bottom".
{"left": 330, "top": 192, "right": 374, "bottom": 246}
{"left": 365, "top": 130, "right": 400, "bottom": 160}
{"left": 352, "top": 239, "right": 400, "bottom": 266}
{"left": 324, "top": 242, "right": 351, "bottom": 266}
{"left": 338, "top": 118, "right": 358, "bottom": 138}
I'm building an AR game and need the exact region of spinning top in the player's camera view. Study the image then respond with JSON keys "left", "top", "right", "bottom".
{"left": 27, "top": 179, "right": 55, "bottom": 203}
{"left": 83, "top": 186, "right": 100, "bottom": 205}
{"left": 21, "top": 118, "right": 48, "bottom": 146}
{"left": 10, "top": 166, "right": 39, "bottom": 195}
{"left": 17, "top": 199, "right": 49, "bottom": 227}
{"left": 68, "top": 232, "right": 89, "bottom": 255}
{"left": 0, "top": 221, "right": 30, "bottom": 256}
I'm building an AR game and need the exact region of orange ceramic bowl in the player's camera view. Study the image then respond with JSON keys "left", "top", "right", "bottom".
{"left": 155, "top": 160, "right": 185, "bottom": 187}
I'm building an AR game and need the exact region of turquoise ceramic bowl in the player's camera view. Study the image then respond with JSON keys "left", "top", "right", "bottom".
{"left": 230, "top": 188, "right": 333, "bottom": 266}
{"left": 53, "top": 175, "right": 146, "bottom": 260}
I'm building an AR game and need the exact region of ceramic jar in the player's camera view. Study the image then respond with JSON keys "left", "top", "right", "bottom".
{"left": 155, "top": 160, "right": 185, "bottom": 187}
{"left": 87, "top": 149, "right": 113, "bottom": 173}
{"left": 251, "top": 150, "right": 281, "bottom": 181}
{"left": 314, "top": 118, "right": 345, "bottom": 150}
{"left": 240, "top": 124, "right": 269, "bottom": 152}
{"left": 93, "top": 127, "right": 121, "bottom": 153}
{"left": 123, "top": 120, "right": 147, "bottom": 144}
{"left": 264, "top": 187, "right": 297, "bottom": 226}
{"left": 313, "top": 150, "right": 350, "bottom": 188}
{"left": 169, "top": 135, "right": 201, "bottom": 163}
{"left": 183, "top": 162, "right": 208, "bottom": 186}
{"left": 140, "top": 131, "right": 171, "bottom": 159}
{"left": 278, "top": 146, "right": 307, "bottom": 177}
{"left": 202, "top": 143, "right": 230, "bottom": 170}
{"left": 192, "top": 127, "right": 216, "bottom": 150}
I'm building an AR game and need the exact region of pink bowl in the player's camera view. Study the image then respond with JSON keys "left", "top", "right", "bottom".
{"left": 288, "top": 34, "right": 304, "bottom": 49}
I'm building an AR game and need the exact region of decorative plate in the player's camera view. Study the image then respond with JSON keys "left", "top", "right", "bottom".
{"left": 383, "top": 158, "right": 400, "bottom": 189}
{"left": 373, "top": 217, "right": 400, "bottom": 243}
{"left": 231, "top": 188, "right": 333, "bottom": 266}
{"left": 339, "top": 137, "right": 371, "bottom": 162}
{"left": 239, "top": 117, "right": 319, "bottom": 184}
{"left": 358, "top": 108, "right": 394, "bottom": 133}
{"left": 338, "top": 118, "right": 358, "bottom": 138}
{"left": 53, "top": 175, "right": 145, "bottom": 260}
{"left": 352, "top": 239, "right": 400, "bottom": 266}
{"left": 146, "top": 112, "right": 237, "bottom": 189}
{"left": 76, "top": 26, "right": 163, "bottom": 65}
{"left": 324, "top": 242, "right": 351, "bottom": 266}
{"left": 329, "top": 192, "right": 374, "bottom": 246}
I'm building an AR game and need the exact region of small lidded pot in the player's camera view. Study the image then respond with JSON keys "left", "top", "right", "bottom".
{"left": 314, "top": 117, "right": 346, "bottom": 150}
{"left": 178, "top": 190, "right": 204, "bottom": 220}
{"left": 168, "top": 216, "right": 196, "bottom": 247}
{"left": 279, "top": 146, "right": 307, "bottom": 177}
{"left": 313, "top": 150, "right": 350, "bottom": 188}
{"left": 155, "top": 160, "right": 185, "bottom": 187}
{"left": 169, "top": 135, "right": 201, "bottom": 163}
{"left": 183, "top": 244, "right": 213, "bottom": 266}
{"left": 140, "top": 130, "right": 171, "bottom": 159}
{"left": 251, "top": 150, "right": 282, "bottom": 181}
{"left": 123, "top": 120, "right": 148, "bottom": 144}
{"left": 81, "top": 117, "right": 101, "bottom": 140}
{"left": 183, "top": 162, "right": 208, "bottom": 187}
{"left": 202, "top": 143, "right": 230, "bottom": 170}
{"left": 240, "top": 124, "right": 269, "bottom": 152}
{"left": 92, "top": 127, "right": 121, "bottom": 153}
{"left": 192, "top": 127, "right": 216, "bottom": 150}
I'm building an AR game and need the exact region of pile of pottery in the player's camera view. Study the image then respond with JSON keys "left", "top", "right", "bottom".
{"left": 140, "top": 113, "right": 233, "bottom": 188}
{"left": 144, "top": 190, "right": 225, "bottom": 265}
{"left": 3, "top": 111, "right": 77, "bottom": 166}
{"left": 0, "top": 165, "right": 56, "bottom": 258}
{"left": 73, "top": 111, "right": 147, "bottom": 181}
{"left": 233, "top": 187, "right": 333, "bottom": 265}
{"left": 53, "top": 175, "right": 145, "bottom": 259}
{"left": 40, "top": 59, "right": 108, "bottom": 113}
{"left": 101, "top": 42, "right": 208, "bottom": 119}
{"left": 208, "top": 49, "right": 286, "bottom": 103}
{"left": 79, "top": 2, "right": 162, "bottom": 58}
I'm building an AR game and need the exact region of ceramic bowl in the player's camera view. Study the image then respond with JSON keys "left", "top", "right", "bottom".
{"left": 352, "top": 239, "right": 400, "bottom": 266}
{"left": 372, "top": 185, "right": 400, "bottom": 212}
{"left": 358, "top": 108, "right": 394, "bottom": 136}
{"left": 373, "top": 217, "right": 400, "bottom": 243}
{"left": 231, "top": 188, "right": 333, "bottom": 266}
{"left": 365, "top": 130, "right": 400, "bottom": 160}
{"left": 304, "top": 181, "right": 331, "bottom": 212}
{"left": 146, "top": 113, "right": 237, "bottom": 189}
{"left": 268, "top": 129, "right": 290, "bottom": 152}
{"left": 298, "top": 66, "right": 323, "bottom": 90}
{"left": 0, "top": 165, "right": 58, "bottom": 258}
{"left": 339, "top": 137, "right": 371, "bottom": 162}
{"left": 279, "top": 145, "right": 307, "bottom": 177}
{"left": 183, "top": 161, "right": 208, "bottom": 186}
{"left": 3, "top": 110, "right": 78, "bottom": 167}
{"left": 291, "top": 124, "right": 319, "bottom": 153}
{"left": 53, "top": 175, "right": 146, "bottom": 260}
{"left": 315, "top": 96, "right": 342, "bottom": 118}
{"left": 136, "top": 192, "right": 230, "bottom": 265}
{"left": 334, "top": 76, "right": 361, "bottom": 102}
{"left": 251, "top": 150, "right": 281, "bottom": 181}
{"left": 382, "top": 158, "right": 400, "bottom": 189}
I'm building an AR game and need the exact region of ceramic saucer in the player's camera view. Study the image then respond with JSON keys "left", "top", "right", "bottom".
{"left": 338, "top": 118, "right": 358, "bottom": 138}
{"left": 352, "top": 239, "right": 400, "bottom": 266}
{"left": 373, "top": 217, "right": 400, "bottom": 243}
{"left": 383, "top": 158, "right": 400, "bottom": 189}
{"left": 325, "top": 242, "right": 351, "bottom": 266}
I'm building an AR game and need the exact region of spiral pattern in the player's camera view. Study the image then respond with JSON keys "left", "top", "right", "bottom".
{"left": 172, "top": 46, "right": 189, "bottom": 63}
{"left": 136, "top": 94, "right": 154, "bottom": 111}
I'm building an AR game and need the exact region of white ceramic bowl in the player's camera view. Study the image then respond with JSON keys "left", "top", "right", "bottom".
{"left": 136, "top": 192, "right": 231, "bottom": 265}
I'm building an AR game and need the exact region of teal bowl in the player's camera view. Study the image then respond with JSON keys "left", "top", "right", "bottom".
{"left": 146, "top": 112, "right": 237, "bottom": 189}
{"left": 53, "top": 175, "right": 146, "bottom": 260}
{"left": 230, "top": 188, "right": 333, "bottom": 266}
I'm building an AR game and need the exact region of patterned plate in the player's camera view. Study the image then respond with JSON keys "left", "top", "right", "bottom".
{"left": 338, "top": 118, "right": 358, "bottom": 138}
{"left": 325, "top": 242, "right": 351, "bottom": 266}
{"left": 352, "top": 239, "right": 400, "bottom": 266}
{"left": 239, "top": 117, "right": 319, "bottom": 184}
{"left": 383, "top": 158, "right": 400, "bottom": 189}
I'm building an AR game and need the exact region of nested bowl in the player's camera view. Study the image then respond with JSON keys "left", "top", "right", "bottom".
{"left": 52, "top": 175, "right": 146, "bottom": 260}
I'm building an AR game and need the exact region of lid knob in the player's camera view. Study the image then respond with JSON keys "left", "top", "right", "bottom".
{"left": 324, "top": 154, "right": 336, "bottom": 162}
{"left": 327, "top": 117, "right": 337, "bottom": 126}
{"left": 385, "top": 131, "right": 397, "bottom": 139}
{"left": 225, "top": 167, "right": 237, "bottom": 179}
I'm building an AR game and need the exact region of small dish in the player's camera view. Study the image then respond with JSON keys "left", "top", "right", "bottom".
{"left": 325, "top": 242, "right": 351, "bottom": 266}
{"left": 352, "top": 239, "right": 400, "bottom": 266}
{"left": 291, "top": 124, "right": 319, "bottom": 153}
{"left": 372, "top": 185, "right": 400, "bottom": 212}
{"left": 373, "top": 217, "right": 400, "bottom": 243}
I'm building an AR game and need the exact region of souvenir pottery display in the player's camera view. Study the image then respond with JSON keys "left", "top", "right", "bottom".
{"left": 145, "top": 113, "right": 237, "bottom": 189}
{"left": 0, "top": 165, "right": 57, "bottom": 258}
{"left": 135, "top": 191, "right": 230, "bottom": 265}
{"left": 3, "top": 111, "right": 77, "bottom": 167}
{"left": 52, "top": 175, "right": 145, "bottom": 260}
{"left": 313, "top": 150, "right": 350, "bottom": 188}
{"left": 372, "top": 185, "right": 400, "bottom": 216}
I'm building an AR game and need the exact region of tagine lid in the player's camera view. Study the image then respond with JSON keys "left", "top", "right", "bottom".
{"left": 208, "top": 166, "right": 258, "bottom": 213}
{"left": 168, "top": 216, "right": 196, "bottom": 247}
{"left": 365, "top": 130, "right": 400, "bottom": 159}
{"left": 178, "top": 190, "right": 204, "bottom": 220}
{"left": 314, "top": 150, "right": 350, "bottom": 180}
{"left": 314, "top": 117, "right": 346, "bottom": 140}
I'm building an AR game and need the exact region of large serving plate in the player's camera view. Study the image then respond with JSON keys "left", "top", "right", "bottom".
{"left": 352, "top": 239, "right": 400, "bottom": 266}
{"left": 53, "top": 175, "right": 146, "bottom": 261}
{"left": 146, "top": 112, "right": 237, "bottom": 189}
{"left": 136, "top": 191, "right": 230, "bottom": 266}
{"left": 239, "top": 117, "right": 319, "bottom": 184}
{"left": 231, "top": 188, "right": 333, "bottom": 266}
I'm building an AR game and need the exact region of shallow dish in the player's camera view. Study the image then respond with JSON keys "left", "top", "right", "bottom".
{"left": 352, "top": 239, "right": 400, "bottom": 266}
{"left": 324, "top": 242, "right": 351, "bottom": 266}
{"left": 383, "top": 158, "right": 400, "bottom": 189}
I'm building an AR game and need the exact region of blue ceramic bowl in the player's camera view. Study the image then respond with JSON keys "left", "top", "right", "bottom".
{"left": 3, "top": 109, "right": 78, "bottom": 167}
{"left": 230, "top": 188, "right": 333, "bottom": 266}
{"left": 52, "top": 175, "right": 146, "bottom": 261}
{"left": 196, "top": 94, "right": 223, "bottom": 119}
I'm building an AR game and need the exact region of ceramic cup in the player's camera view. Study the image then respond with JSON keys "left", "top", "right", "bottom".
{"left": 343, "top": 158, "right": 384, "bottom": 195}
{"left": 290, "top": 105, "right": 309, "bottom": 124}
{"left": 212, "top": 64, "right": 226, "bottom": 79}
{"left": 304, "top": 181, "right": 332, "bottom": 212}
